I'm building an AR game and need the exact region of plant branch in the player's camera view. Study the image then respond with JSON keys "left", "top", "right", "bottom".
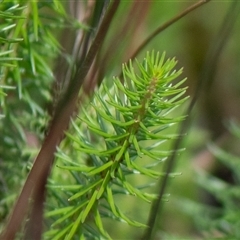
{"left": 0, "top": 1, "right": 120, "bottom": 239}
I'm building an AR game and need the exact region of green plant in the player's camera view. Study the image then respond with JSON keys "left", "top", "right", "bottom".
{"left": 44, "top": 51, "right": 187, "bottom": 239}
{"left": 0, "top": 0, "right": 68, "bottom": 230}
{"left": 1, "top": 1, "right": 216, "bottom": 239}
{"left": 0, "top": 3, "right": 24, "bottom": 223}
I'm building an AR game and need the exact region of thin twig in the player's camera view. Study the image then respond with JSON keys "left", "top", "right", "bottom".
{"left": 131, "top": 0, "right": 210, "bottom": 61}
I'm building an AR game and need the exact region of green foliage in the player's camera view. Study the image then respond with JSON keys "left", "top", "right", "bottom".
{"left": 0, "top": 0, "right": 69, "bottom": 226}
{"left": 0, "top": 4, "right": 23, "bottom": 114}
{"left": 44, "top": 51, "right": 187, "bottom": 239}
{"left": 5, "top": 1, "right": 238, "bottom": 239}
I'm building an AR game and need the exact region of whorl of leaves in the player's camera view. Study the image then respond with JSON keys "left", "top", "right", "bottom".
{"left": 45, "top": 51, "right": 188, "bottom": 239}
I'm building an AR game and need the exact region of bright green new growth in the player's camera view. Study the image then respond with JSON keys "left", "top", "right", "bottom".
{"left": 45, "top": 51, "right": 188, "bottom": 239}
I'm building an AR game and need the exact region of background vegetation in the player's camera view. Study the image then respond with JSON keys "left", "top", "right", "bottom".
{"left": 1, "top": 1, "right": 240, "bottom": 239}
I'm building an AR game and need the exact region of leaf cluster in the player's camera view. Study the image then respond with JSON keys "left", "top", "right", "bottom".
{"left": 44, "top": 51, "right": 187, "bottom": 239}
{"left": 0, "top": 4, "right": 23, "bottom": 113}
{"left": 0, "top": 1, "right": 201, "bottom": 238}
